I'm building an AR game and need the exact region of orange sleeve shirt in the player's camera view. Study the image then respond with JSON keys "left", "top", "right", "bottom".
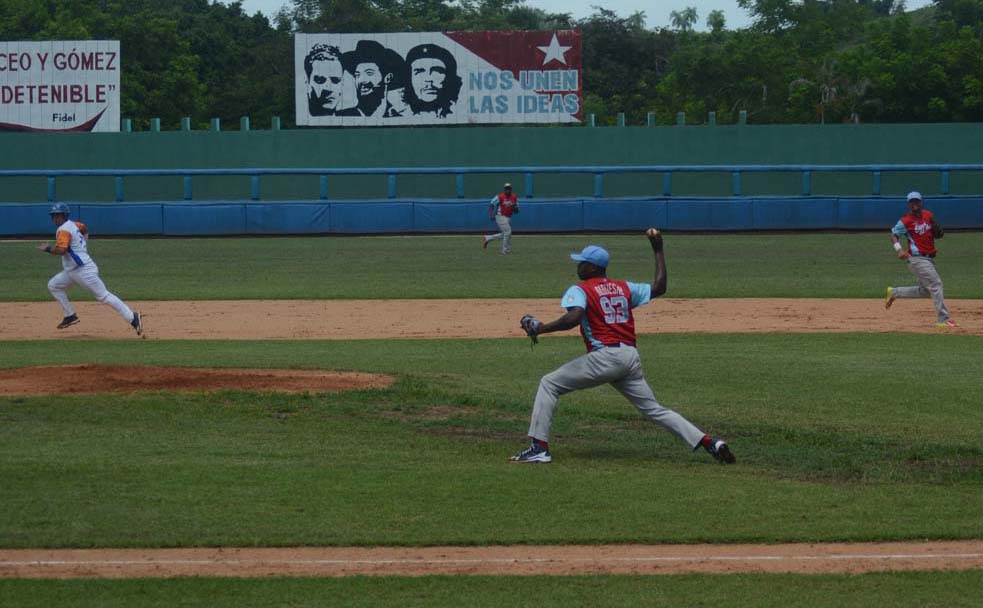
{"left": 55, "top": 221, "right": 87, "bottom": 249}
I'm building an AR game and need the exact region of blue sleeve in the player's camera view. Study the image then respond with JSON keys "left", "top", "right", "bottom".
{"left": 561, "top": 285, "right": 586, "bottom": 310}
{"left": 891, "top": 220, "right": 908, "bottom": 236}
{"left": 626, "top": 281, "right": 652, "bottom": 308}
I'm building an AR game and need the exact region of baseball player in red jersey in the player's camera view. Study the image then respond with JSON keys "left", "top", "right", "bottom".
{"left": 512, "top": 229, "right": 734, "bottom": 464}
{"left": 482, "top": 182, "right": 519, "bottom": 254}
{"left": 885, "top": 191, "right": 955, "bottom": 328}
{"left": 36, "top": 203, "right": 143, "bottom": 335}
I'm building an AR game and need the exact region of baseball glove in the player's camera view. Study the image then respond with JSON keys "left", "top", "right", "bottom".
{"left": 520, "top": 314, "right": 541, "bottom": 345}
{"left": 931, "top": 217, "right": 944, "bottom": 239}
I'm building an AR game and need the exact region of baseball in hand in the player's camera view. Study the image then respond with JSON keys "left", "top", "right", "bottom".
{"left": 646, "top": 228, "right": 660, "bottom": 237}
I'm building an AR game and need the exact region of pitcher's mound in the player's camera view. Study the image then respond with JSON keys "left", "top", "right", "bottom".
{"left": 0, "top": 365, "right": 394, "bottom": 396}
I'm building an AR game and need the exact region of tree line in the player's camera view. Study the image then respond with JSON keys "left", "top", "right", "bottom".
{"left": 1, "top": 0, "right": 981, "bottom": 129}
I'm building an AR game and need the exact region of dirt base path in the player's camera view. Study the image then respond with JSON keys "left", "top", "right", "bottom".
{"left": 2, "top": 298, "right": 982, "bottom": 340}
{"left": 2, "top": 541, "right": 982, "bottom": 578}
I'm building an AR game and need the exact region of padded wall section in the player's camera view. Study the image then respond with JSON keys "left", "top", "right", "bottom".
{"left": 584, "top": 199, "right": 668, "bottom": 231}
{"left": 78, "top": 204, "right": 164, "bottom": 234}
{"left": 910, "top": 197, "right": 983, "bottom": 229}
{"left": 414, "top": 200, "right": 488, "bottom": 232}
{"left": 516, "top": 201, "right": 584, "bottom": 232}
{"left": 666, "top": 199, "right": 755, "bottom": 230}
{"left": 245, "top": 202, "right": 330, "bottom": 234}
{"left": 751, "top": 197, "right": 838, "bottom": 230}
{"left": 162, "top": 203, "right": 246, "bottom": 235}
{"left": 0, "top": 203, "right": 79, "bottom": 236}
{"left": 328, "top": 202, "right": 414, "bottom": 233}
{"left": 3, "top": 196, "right": 983, "bottom": 236}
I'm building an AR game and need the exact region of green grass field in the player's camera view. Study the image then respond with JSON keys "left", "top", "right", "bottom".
{"left": 5, "top": 232, "right": 983, "bottom": 300}
{"left": 3, "top": 571, "right": 983, "bottom": 608}
{"left": 2, "top": 336, "right": 981, "bottom": 549}
{"left": 1, "top": 234, "right": 980, "bottom": 606}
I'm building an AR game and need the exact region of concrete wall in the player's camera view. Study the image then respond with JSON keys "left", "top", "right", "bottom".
{"left": 3, "top": 123, "right": 983, "bottom": 202}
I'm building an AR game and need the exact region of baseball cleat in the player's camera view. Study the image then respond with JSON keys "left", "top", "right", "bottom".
{"left": 482, "top": 236, "right": 489, "bottom": 249}
{"left": 935, "top": 319, "right": 957, "bottom": 328}
{"left": 509, "top": 442, "right": 552, "bottom": 464}
{"left": 131, "top": 311, "right": 143, "bottom": 335}
{"left": 57, "top": 314, "right": 79, "bottom": 329}
{"left": 885, "top": 286, "right": 896, "bottom": 309}
{"left": 704, "top": 437, "right": 736, "bottom": 464}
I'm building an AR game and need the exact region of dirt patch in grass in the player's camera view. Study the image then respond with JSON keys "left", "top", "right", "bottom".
{"left": 0, "top": 364, "right": 393, "bottom": 396}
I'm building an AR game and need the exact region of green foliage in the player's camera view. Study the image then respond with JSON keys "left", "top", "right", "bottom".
{"left": 0, "top": 0, "right": 981, "bottom": 124}
{"left": 580, "top": 9, "right": 672, "bottom": 125}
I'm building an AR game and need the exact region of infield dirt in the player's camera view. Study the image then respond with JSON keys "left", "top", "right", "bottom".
{"left": 2, "top": 542, "right": 983, "bottom": 578}
{"left": 1, "top": 297, "right": 982, "bottom": 340}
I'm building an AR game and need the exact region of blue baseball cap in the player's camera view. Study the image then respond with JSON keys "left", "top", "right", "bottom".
{"left": 570, "top": 245, "right": 609, "bottom": 268}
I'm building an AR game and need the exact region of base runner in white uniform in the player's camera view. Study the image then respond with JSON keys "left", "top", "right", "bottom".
{"left": 36, "top": 203, "right": 143, "bottom": 335}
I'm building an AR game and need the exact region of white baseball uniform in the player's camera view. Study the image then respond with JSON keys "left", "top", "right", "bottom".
{"left": 47, "top": 219, "right": 137, "bottom": 325}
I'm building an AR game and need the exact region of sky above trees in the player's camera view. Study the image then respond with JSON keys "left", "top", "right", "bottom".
{"left": 230, "top": 0, "right": 935, "bottom": 31}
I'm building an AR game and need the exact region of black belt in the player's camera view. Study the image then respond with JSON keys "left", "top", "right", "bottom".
{"left": 601, "top": 343, "right": 633, "bottom": 348}
{"left": 913, "top": 253, "right": 936, "bottom": 258}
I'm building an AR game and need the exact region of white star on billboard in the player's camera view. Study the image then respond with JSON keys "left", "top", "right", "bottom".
{"left": 537, "top": 33, "right": 572, "bottom": 66}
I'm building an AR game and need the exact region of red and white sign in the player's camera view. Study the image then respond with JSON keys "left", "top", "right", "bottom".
{"left": 0, "top": 40, "right": 120, "bottom": 132}
{"left": 295, "top": 31, "right": 582, "bottom": 127}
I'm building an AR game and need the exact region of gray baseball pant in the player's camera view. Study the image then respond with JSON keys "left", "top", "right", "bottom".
{"left": 527, "top": 345, "right": 706, "bottom": 449}
{"left": 892, "top": 256, "right": 950, "bottom": 323}
{"left": 485, "top": 215, "right": 512, "bottom": 253}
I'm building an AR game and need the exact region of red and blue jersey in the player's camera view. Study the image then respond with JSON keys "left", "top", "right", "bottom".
{"left": 561, "top": 277, "right": 652, "bottom": 352}
{"left": 490, "top": 192, "right": 518, "bottom": 217}
{"left": 892, "top": 210, "right": 937, "bottom": 256}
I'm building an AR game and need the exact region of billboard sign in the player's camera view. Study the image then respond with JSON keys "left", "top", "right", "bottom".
{"left": 295, "top": 31, "right": 581, "bottom": 127}
{"left": 0, "top": 40, "right": 120, "bottom": 132}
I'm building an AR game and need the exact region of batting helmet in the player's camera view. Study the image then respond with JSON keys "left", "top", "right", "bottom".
{"left": 49, "top": 202, "right": 71, "bottom": 216}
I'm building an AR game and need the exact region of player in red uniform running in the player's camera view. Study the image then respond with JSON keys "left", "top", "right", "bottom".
{"left": 886, "top": 191, "right": 955, "bottom": 328}
{"left": 482, "top": 182, "right": 519, "bottom": 254}
{"left": 511, "top": 229, "right": 734, "bottom": 464}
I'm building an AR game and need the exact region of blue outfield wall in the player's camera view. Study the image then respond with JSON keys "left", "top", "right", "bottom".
{"left": 3, "top": 196, "right": 983, "bottom": 236}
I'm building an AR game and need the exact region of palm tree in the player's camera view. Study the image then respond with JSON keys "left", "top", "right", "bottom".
{"left": 670, "top": 6, "right": 698, "bottom": 32}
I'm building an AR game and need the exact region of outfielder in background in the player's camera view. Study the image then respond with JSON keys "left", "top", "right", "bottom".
{"left": 885, "top": 191, "right": 957, "bottom": 328}
{"left": 482, "top": 182, "right": 519, "bottom": 254}
{"left": 37, "top": 203, "right": 143, "bottom": 335}
{"left": 512, "top": 229, "right": 735, "bottom": 464}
